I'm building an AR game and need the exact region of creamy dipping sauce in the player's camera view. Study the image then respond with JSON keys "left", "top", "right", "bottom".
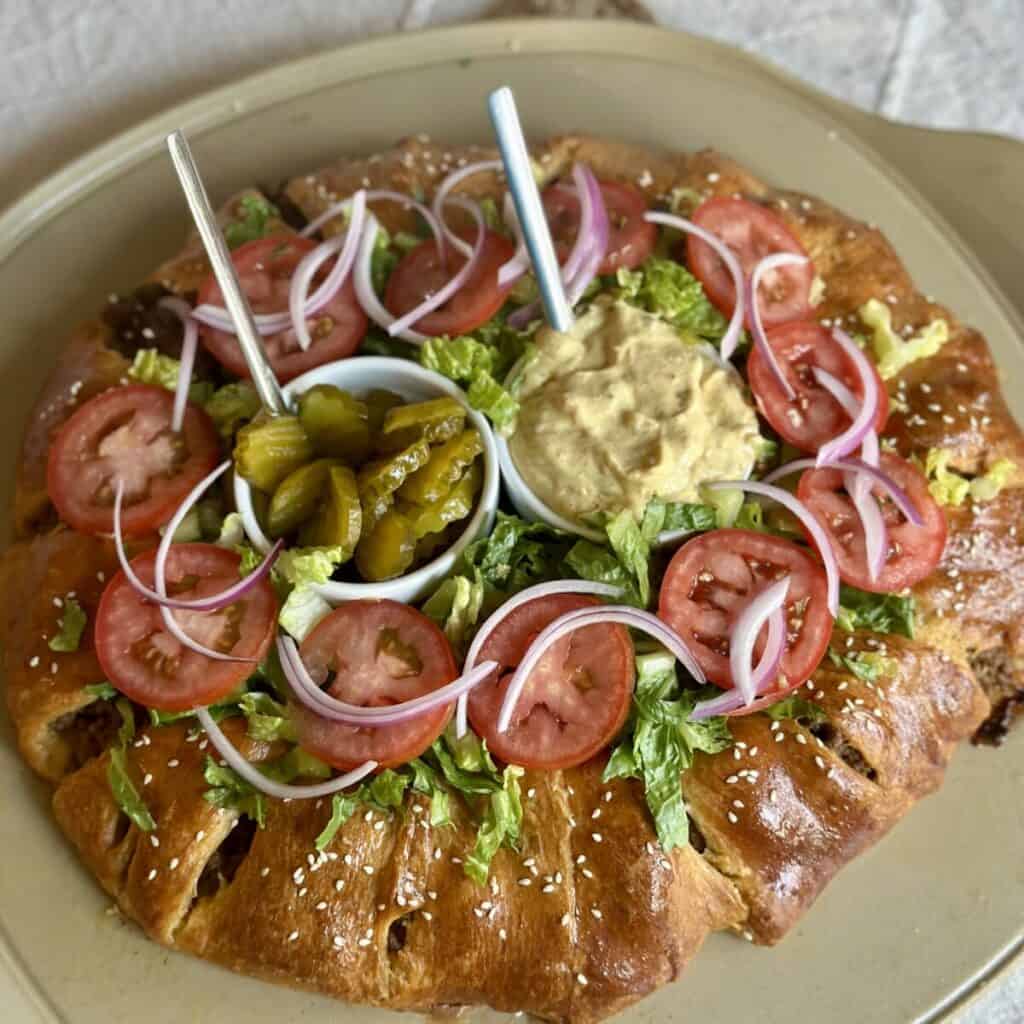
{"left": 509, "top": 300, "right": 760, "bottom": 522}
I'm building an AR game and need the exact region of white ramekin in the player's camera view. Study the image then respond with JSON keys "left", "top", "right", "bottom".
{"left": 234, "top": 357, "right": 499, "bottom": 605}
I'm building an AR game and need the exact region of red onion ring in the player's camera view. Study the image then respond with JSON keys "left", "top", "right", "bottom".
{"left": 644, "top": 211, "right": 745, "bottom": 360}
{"left": 157, "top": 297, "right": 198, "bottom": 433}
{"left": 497, "top": 605, "right": 705, "bottom": 735}
{"left": 746, "top": 252, "right": 808, "bottom": 399}
{"left": 386, "top": 196, "right": 486, "bottom": 337}
{"left": 454, "top": 579, "right": 623, "bottom": 738}
{"left": 278, "top": 635, "right": 497, "bottom": 727}
{"left": 763, "top": 457, "right": 924, "bottom": 527}
{"left": 706, "top": 479, "right": 840, "bottom": 618}
{"left": 690, "top": 604, "right": 787, "bottom": 720}
{"left": 288, "top": 189, "right": 366, "bottom": 351}
{"left": 432, "top": 160, "right": 504, "bottom": 259}
{"left": 113, "top": 475, "right": 282, "bottom": 612}
{"left": 152, "top": 461, "right": 259, "bottom": 663}
{"left": 814, "top": 327, "right": 882, "bottom": 467}
{"left": 562, "top": 163, "right": 610, "bottom": 307}
{"left": 813, "top": 366, "right": 886, "bottom": 581}
{"left": 729, "top": 576, "right": 790, "bottom": 705}
{"left": 352, "top": 212, "right": 426, "bottom": 344}
{"left": 497, "top": 192, "right": 529, "bottom": 286}
{"left": 301, "top": 188, "right": 444, "bottom": 248}
{"left": 195, "top": 707, "right": 376, "bottom": 801}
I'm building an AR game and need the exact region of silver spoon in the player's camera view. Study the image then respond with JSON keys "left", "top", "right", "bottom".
{"left": 165, "top": 129, "right": 289, "bottom": 416}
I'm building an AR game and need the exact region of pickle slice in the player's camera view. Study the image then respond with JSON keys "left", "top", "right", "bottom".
{"left": 354, "top": 509, "right": 416, "bottom": 581}
{"left": 378, "top": 396, "right": 466, "bottom": 452}
{"left": 299, "top": 464, "right": 362, "bottom": 555}
{"left": 401, "top": 462, "right": 482, "bottom": 538}
{"left": 297, "top": 385, "right": 371, "bottom": 463}
{"left": 234, "top": 416, "right": 314, "bottom": 493}
{"left": 266, "top": 458, "right": 339, "bottom": 538}
{"left": 357, "top": 439, "right": 432, "bottom": 526}
{"left": 364, "top": 389, "right": 405, "bottom": 435}
{"left": 397, "top": 429, "right": 484, "bottom": 506}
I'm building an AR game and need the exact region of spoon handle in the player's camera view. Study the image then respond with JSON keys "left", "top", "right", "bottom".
{"left": 166, "top": 130, "right": 289, "bottom": 416}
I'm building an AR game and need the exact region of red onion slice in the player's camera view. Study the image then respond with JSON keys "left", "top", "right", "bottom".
{"left": 386, "top": 196, "right": 486, "bottom": 337}
{"left": 454, "top": 579, "right": 623, "bottom": 737}
{"left": 352, "top": 212, "right": 426, "bottom": 344}
{"left": 812, "top": 367, "right": 880, "bottom": 471}
{"left": 432, "top": 160, "right": 504, "bottom": 259}
{"left": 746, "top": 252, "right": 809, "bottom": 399}
{"left": 288, "top": 189, "right": 367, "bottom": 351}
{"left": 157, "top": 297, "right": 199, "bottom": 433}
{"left": 301, "top": 189, "right": 444, "bottom": 248}
{"left": 814, "top": 328, "right": 881, "bottom": 467}
{"left": 644, "top": 211, "right": 745, "bottom": 359}
{"left": 497, "top": 192, "right": 529, "bottom": 286}
{"left": 195, "top": 707, "right": 376, "bottom": 801}
{"left": 497, "top": 605, "right": 705, "bottom": 735}
{"left": 763, "top": 457, "right": 924, "bottom": 527}
{"left": 690, "top": 604, "right": 788, "bottom": 720}
{"left": 150, "top": 461, "right": 259, "bottom": 663}
{"left": 706, "top": 479, "right": 839, "bottom": 617}
{"left": 728, "top": 576, "right": 790, "bottom": 705}
{"left": 278, "top": 635, "right": 497, "bottom": 727}
{"left": 113, "top": 476, "right": 281, "bottom": 612}
{"left": 562, "top": 163, "right": 610, "bottom": 308}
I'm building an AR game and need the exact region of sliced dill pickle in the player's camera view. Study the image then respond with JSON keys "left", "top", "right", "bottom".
{"left": 354, "top": 509, "right": 416, "bottom": 581}
{"left": 297, "top": 385, "right": 371, "bottom": 463}
{"left": 401, "top": 462, "right": 482, "bottom": 538}
{"left": 234, "top": 416, "right": 314, "bottom": 493}
{"left": 266, "top": 459, "right": 340, "bottom": 539}
{"left": 299, "top": 465, "right": 362, "bottom": 554}
{"left": 357, "top": 439, "right": 432, "bottom": 524}
{"left": 363, "top": 389, "right": 405, "bottom": 435}
{"left": 397, "top": 429, "right": 484, "bottom": 505}
{"left": 378, "top": 396, "right": 466, "bottom": 452}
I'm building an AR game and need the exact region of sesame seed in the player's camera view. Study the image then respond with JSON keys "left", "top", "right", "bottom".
{"left": 733, "top": 800, "right": 744, "bottom": 809}
{"left": 150, "top": 835, "right": 160, "bottom": 848}
{"left": 427, "top": 890, "right": 437, "bottom": 900}
{"left": 298, "top": 887, "right": 307, "bottom": 897}
{"left": 343, "top": 854, "right": 353, "bottom": 866}
{"left": 473, "top": 908, "right": 484, "bottom": 918}
{"left": 335, "top": 880, "right": 345, "bottom": 892}
{"left": 749, "top": 747, "right": 758, "bottom": 757}
{"left": 591, "top": 833, "right": 603, "bottom": 843}
{"left": 423, "top": 911, "right": 433, "bottom": 921}
{"left": 433, "top": 849, "right": 442, "bottom": 861}
{"left": 591, "top": 809, "right": 601, "bottom": 820}
{"left": 315, "top": 901, "right": 328, "bottom": 911}
{"left": 526, "top": 788, "right": 536, "bottom": 799}
{"left": 775, "top": 733, "right": 784, "bottom": 743}
{"left": 28, "top": 656, "right": 39, "bottom": 668}
{"left": 147, "top": 869, "right": 157, "bottom": 881}
{"left": 814, "top": 756, "right": 827, "bottom": 770}
{"left": 363, "top": 865, "right": 374, "bottom": 875}
{"left": 727, "top": 812, "right": 738, "bottom": 824}
{"left": 542, "top": 884, "right": 555, "bottom": 893}
{"left": 293, "top": 869, "right": 305, "bottom": 884}
{"left": 591, "top": 908, "right": 602, "bottom": 919}
{"left": 333, "top": 935, "right": 344, "bottom": 948}
{"left": 604, "top": 791, "right": 613, "bottom": 803}
{"left": 143, "top": 773, "right": 153, "bottom": 785}
{"left": 358, "top": 937, "right": 371, "bottom": 948}
{"left": 169, "top": 858, "right": 180, "bottom": 871}
{"left": 582, "top": 868, "right": 594, "bottom": 879}
{"left": 795, "top": 733, "right": 807, "bottom": 745}
{"left": 769, "top": 789, "right": 778, "bottom": 804}
{"left": 523, "top": 858, "right": 535, "bottom": 867}
{"left": 726, "top": 775, "right": 739, "bottom": 784}
{"left": 50, "top": 662, "right": 58, "bottom": 674}
{"left": 577, "top": 974, "right": 589, "bottom": 987}
{"left": 561, "top": 913, "right": 571, "bottom": 927}
{"left": 167, "top": 759, "right": 179, "bottom": 768}
{"left": 53, "top": 597, "right": 63, "bottom": 608}
{"left": 260, "top": 867, "right": 270, "bottom": 877}
{"left": 498, "top": 927, "right": 507, "bottom": 940}
{"left": 518, "top": 878, "right": 532, "bottom": 887}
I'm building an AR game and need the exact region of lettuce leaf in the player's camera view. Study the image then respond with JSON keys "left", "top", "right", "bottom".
{"left": 603, "top": 650, "right": 731, "bottom": 851}
{"left": 835, "top": 585, "right": 915, "bottom": 638}
{"left": 84, "top": 681, "right": 117, "bottom": 700}
{"left": 238, "top": 691, "right": 296, "bottom": 743}
{"left": 48, "top": 597, "right": 87, "bottom": 652}
{"left": 203, "top": 757, "right": 266, "bottom": 827}
{"left": 128, "top": 348, "right": 213, "bottom": 404}
{"left": 108, "top": 747, "right": 156, "bottom": 833}
{"left": 274, "top": 546, "right": 348, "bottom": 640}
{"left": 224, "top": 196, "right": 279, "bottom": 249}
{"left": 970, "top": 458, "right": 1017, "bottom": 502}
{"left": 922, "top": 448, "right": 1017, "bottom": 506}
{"left": 764, "top": 695, "right": 827, "bottom": 724}
{"left": 859, "top": 299, "right": 948, "bottom": 380}
{"left": 420, "top": 572, "right": 485, "bottom": 656}
{"left": 464, "top": 765, "right": 524, "bottom": 885}
{"left": 615, "top": 259, "right": 729, "bottom": 343}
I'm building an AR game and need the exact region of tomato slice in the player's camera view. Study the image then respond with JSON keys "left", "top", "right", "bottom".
{"left": 658, "top": 529, "right": 831, "bottom": 691}
{"left": 542, "top": 179, "right": 657, "bottom": 274}
{"left": 383, "top": 229, "right": 515, "bottom": 338}
{"left": 95, "top": 544, "right": 278, "bottom": 711}
{"left": 467, "top": 594, "right": 633, "bottom": 770}
{"left": 686, "top": 197, "right": 814, "bottom": 328}
{"left": 198, "top": 235, "right": 368, "bottom": 383}
{"left": 47, "top": 384, "right": 221, "bottom": 537}
{"left": 294, "top": 600, "right": 457, "bottom": 770}
{"left": 748, "top": 321, "right": 890, "bottom": 453}
{"left": 797, "top": 453, "right": 947, "bottom": 592}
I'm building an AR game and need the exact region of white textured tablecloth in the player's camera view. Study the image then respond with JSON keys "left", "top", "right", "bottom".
{"left": 1, "top": 1, "right": 1022, "bottom": 1020}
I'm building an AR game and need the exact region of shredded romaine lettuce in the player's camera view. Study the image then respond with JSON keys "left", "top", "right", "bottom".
{"left": 835, "top": 585, "right": 915, "bottom": 638}
{"left": 859, "top": 299, "right": 948, "bottom": 380}
{"left": 108, "top": 747, "right": 156, "bottom": 833}
{"left": 48, "top": 597, "right": 87, "bottom": 652}
{"left": 922, "top": 448, "right": 1016, "bottom": 506}
{"left": 128, "top": 348, "right": 213, "bottom": 404}
{"left": 224, "top": 196, "right": 279, "bottom": 249}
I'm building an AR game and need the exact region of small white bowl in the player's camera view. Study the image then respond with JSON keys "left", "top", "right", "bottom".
{"left": 496, "top": 341, "right": 755, "bottom": 548}
{"left": 235, "top": 357, "right": 499, "bottom": 605}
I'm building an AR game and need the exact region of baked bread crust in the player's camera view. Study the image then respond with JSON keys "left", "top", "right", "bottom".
{"left": 1, "top": 134, "right": 1016, "bottom": 1021}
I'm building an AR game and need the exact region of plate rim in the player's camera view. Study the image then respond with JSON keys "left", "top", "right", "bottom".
{"left": 1, "top": 16, "right": 1021, "bottom": 1023}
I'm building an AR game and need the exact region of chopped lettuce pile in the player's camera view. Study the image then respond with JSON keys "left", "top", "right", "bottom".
{"left": 921, "top": 448, "right": 1017, "bottom": 507}
{"left": 858, "top": 298, "right": 949, "bottom": 380}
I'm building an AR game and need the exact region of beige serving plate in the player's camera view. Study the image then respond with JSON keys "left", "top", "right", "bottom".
{"left": 1, "top": 18, "right": 1022, "bottom": 1024}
